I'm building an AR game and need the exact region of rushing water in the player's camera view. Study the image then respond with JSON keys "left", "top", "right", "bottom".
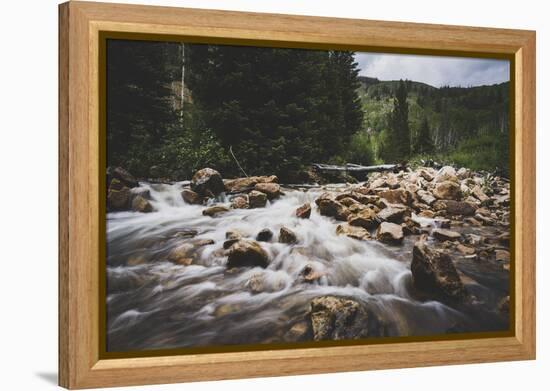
{"left": 106, "top": 181, "right": 509, "bottom": 352}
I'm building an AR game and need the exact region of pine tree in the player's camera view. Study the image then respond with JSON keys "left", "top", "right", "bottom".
{"left": 413, "top": 116, "right": 435, "bottom": 155}
{"left": 382, "top": 79, "right": 410, "bottom": 162}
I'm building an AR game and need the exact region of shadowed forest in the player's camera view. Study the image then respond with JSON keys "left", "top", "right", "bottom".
{"left": 107, "top": 40, "right": 510, "bottom": 182}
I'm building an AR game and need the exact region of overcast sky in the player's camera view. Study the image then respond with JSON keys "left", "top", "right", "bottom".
{"left": 354, "top": 52, "right": 510, "bottom": 87}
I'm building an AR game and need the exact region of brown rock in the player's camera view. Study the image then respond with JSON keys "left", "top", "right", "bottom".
{"left": 336, "top": 224, "right": 371, "bottom": 241}
{"left": 433, "top": 181, "right": 462, "bottom": 200}
{"left": 318, "top": 199, "right": 350, "bottom": 221}
{"left": 434, "top": 166, "right": 458, "bottom": 183}
{"left": 379, "top": 189, "right": 414, "bottom": 206}
{"left": 338, "top": 197, "right": 359, "bottom": 207}
{"left": 231, "top": 195, "right": 249, "bottom": 209}
{"left": 376, "top": 206, "right": 409, "bottom": 224}
{"left": 418, "top": 210, "right": 435, "bottom": 218}
{"left": 471, "top": 185, "right": 489, "bottom": 202}
{"left": 249, "top": 190, "right": 268, "bottom": 208}
{"left": 279, "top": 227, "right": 298, "bottom": 244}
{"left": 226, "top": 240, "right": 269, "bottom": 269}
{"left": 181, "top": 188, "right": 202, "bottom": 205}
{"left": 376, "top": 222, "right": 404, "bottom": 244}
{"left": 296, "top": 203, "right": 311, "bottom": 219}
{"left": 411, "top": 239, "right": 466, "bottom": 302}
{"left": 309, "top": 296, "right": 370, "bottom": 341}
{"left": 202, "top": 205, "right": 229, "bottom": 217}
{"left": 109, "top": 178, "right": 124, "bottom": 191}
{"left": 348, "top": 208, "right": 378, "bottom": 229}
{"left": 224, "top": 175, "right": 278, "bottom": 193}
{"left": 300, "top": 264, "right": 325, "bottom": 283}
{"left": 107, "top": 166, "right": 139, "bottom": 188}
{"left": 418, "top": 168, "right": 435, "bottom": 182}
{"left": 417, "top": 190, "right": 436, "bottom": 206}
{"left": 432, "top": 228, "right": 461, "bottom": 242}
{"left": 254, "top": 182, "right": 281, "bottom": 200}
{"left": 131, "top": 195, "right": 153, "bottom": 213}
{"left": 108, "top": 186, "right": 130, "bottom": 210}
{"left": 444, "top": 200, "right": 477, "bottom": 216}
{"left": 456, "top": 244, "right": 476, "bottom": 255}
{"left": 191, "top": 168, "right": 225, "bottom": 197}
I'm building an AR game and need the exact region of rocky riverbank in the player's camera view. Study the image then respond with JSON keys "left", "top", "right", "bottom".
{"left": 105, "top": 164, "right": 510, "bottom": 351}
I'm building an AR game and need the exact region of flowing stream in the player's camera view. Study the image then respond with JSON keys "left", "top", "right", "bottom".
{"left": 106, "top": 181, "right": 509, "bottom": 352}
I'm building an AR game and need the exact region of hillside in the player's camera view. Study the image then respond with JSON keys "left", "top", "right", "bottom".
{"left": 355, "top": 76, "right": 510, "bottom": 175}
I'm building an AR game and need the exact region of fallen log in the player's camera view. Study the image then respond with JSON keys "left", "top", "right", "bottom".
{"left": 312, "top": 163, "right": 399, "bottom": 173}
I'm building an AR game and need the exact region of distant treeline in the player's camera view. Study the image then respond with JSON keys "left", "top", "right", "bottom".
{"left": 106, "top": 40, "right": 510, "bottom": 181}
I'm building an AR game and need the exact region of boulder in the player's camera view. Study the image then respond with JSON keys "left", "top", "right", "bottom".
{"left": 411, "top": 239, "right": 466, "bottom": 302}
{"left": 376, "top": 222, "right": 404, "bottom": 244}
{"left": 107, "top": 166, "right": 139, "bottom": 188}
{"left": 432, "top": 228, "right": 462, "bottom": 242}
{"left": 379, "top": 189, "right": 414, "bottom": 206}
{"left": 131, "top": 195, "right": 153, "bottom": 213}
{"left": 434, "top": 166, "right": 458, "bottom": 183}
{"left": 296, "top": 203, "right": 312, "bottom": 219}
{"left": 231, "top": 195, "right": 249, "bottom": 209}
{"left": 444, "top": 200, "right": 477, "bottom": 216}
{"left": 315, "top": 192, "right": 333, "bottom": 206}
{"left": 456, "top": 244, "right": 476, "bottom": 255}
{"left": 181, "top": 188, "right": 202, "bottom": 205}
{"left": 418, "top": 168, "right": 435, "bottom": 182}
{"left": 318, "top": 199, "right": 350, "bottom": 221}
{"left": 256, "top": 228, "right": 273, "bottom": 242}
{"left": 338, "top": 197, "right": 359, "bottom": 207}
{"left": 457, "top": 167, "right": 471, "bottom": 179}
{"left": 336, "top": 224, "right": 371, "bottom": 241}
{"left": 226, "top": 240, "right": 269, "bottom": 268}
{"left": 433, "top": 181, "right": 462, "bottom": 200}
{"left": 107, "top": 187, "right": 130, "bottom": 210}
{"left": 309, "top": 296, "right": 370, "bottom": 341}
{"left": 109, "top": 178, "right": 125, "bottom": 191}
{"left": 191, "top": 168, "right": 224, "bottom": 197}
{"left": 254, "top": 182, "right": 281, "bottom": 200}
{"left": 249, "top": 190, "right": 268, "bottom": 208}
{"left": 376, "top": 206, "right": 409, "bottom": 224}
{"left": 202, "top": 205, "right": 229, "bottom": 217}
{"left": 279, "top": 227, "right": 298, "bottom": 244}
{"left": 348, "top": 208, "right": 378, "bottom": 229}
{"left": 224, "top": 175, "right": 278, "bottom": 193}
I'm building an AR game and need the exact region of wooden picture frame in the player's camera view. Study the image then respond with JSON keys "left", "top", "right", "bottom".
{"left": 59, "top": 1, "right": 536, "bottom": 389}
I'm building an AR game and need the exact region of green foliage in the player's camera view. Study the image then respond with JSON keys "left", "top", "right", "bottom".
{"left": 379, "top": 80, "right": 411, "bottom": 162}
{"left": 345, "top": 131, "right": 376, "bottom": 166}
{"left": 413, "top": 117, "right": 435, "bottom": 155}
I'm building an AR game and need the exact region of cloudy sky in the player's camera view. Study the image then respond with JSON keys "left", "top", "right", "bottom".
{"left": 354, "top": 52, "right": 510, "bottom": 87}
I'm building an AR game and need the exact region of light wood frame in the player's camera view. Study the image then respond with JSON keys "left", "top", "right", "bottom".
{"left": 59, "top": 1, "right": 536, "bottom": 389}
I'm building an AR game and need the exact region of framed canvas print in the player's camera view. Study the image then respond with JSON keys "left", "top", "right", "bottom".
{"left": 58, "top": 1, "right": 536, "bottom": 389}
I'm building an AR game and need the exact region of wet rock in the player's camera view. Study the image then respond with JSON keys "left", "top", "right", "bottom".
{"left": 167, "top": 239, "right": 214, "bottom": 264}
{"left": 191, "top": 168, "right": 224, "bottom": 197}
{"left": 256, "top": 228, "right": 273, "bottom": 242}
{"left": 376, "top": 206, "right": 409, "bottom": 224}
{"left": 318, "top": 199, "right": 350, "bottom": 221}
{"left": 456, "top": 243, "right": 476, "bottom": 255}
{"left": 348, "top": 203, "right": 368, "bottom": 214}
{"left": 202, "top": 205, "right": 230, "bottom": 217}
{"left": 443, "top": 200, "right": 477, "bottom": 216}
{"left": 338, "top": 197, "right": 359, "bottom": 207}
{"left": 107, "top": 166, "right": 139, "bottom": 188}
{"left": 379, "top": 189, "right": 414, "bottom": 206}
{"left": 226, "top": 240, "right": 269, "bottom": 269}
{"left": 254, "top": 182, "right": 281, "bottom": 200}
{"left": 336, "top": 223, "right": 371, "bottom": 241}
{"left": 300, "top": 264, "right": 325, "bottom": 283}
{"left": 296, "top": 203, "right": 311, "bottom": 219}
{"left": 231, "top": 195, "right": 249, "bottom": 209}
{"left": 284, "top": 321, "right": 311, "bottom": 342}
{"left": 245, "top": 273, "right": 265, "bottom": 293}
{"left": 417, "top": 210, "right": 435, "bottom": 218}
{"left": 181, "top": 188, "right": 202, "bottom": 205}
{"left": 432, "top": 228, "right": 462, "bottom": 242}
{"left": 224, "top": 175, "right": 278, "bottom": 193}
{"left": 474, "top": 213, "right": 494, "bottom": 225}
{"left": 249, "top": 190, "right": 268, "bottom": 208}
{"left": 464, "top": 217, "right": 482, "bottom": 226}
{"left": 279, "top": 227, "right": 298, "bottom": 244}
{"left": 376, "top": 222, "right": 404, "bottom": 244}
{"left": 131, "top": 195, "right": 153, "bottom": 213}
{"left": 411, "top": 239, "right": 466, "bottom": 302}
{"left": 402, "top": 216, "right": 421, "bottom": 236}
{"left": 495, "top": 249, "right": 510, "bottom": 262}
{"left": 108, "top": 186, "right": 130, "bottom": 210}
{"left": 348, "top": 208, "right": 378, "bottom": 229}
{"left": 315, "top": 192, "right": 333, "bottom": 206}
{"left": 464, "top": 234, "right": 484, "bottom": 246}
{"left": 433, "top": 181, "right": 462, "bottom": 200}
{"left": 434, "top": 166, "right": 458, "bottom": 183}
{"left": 309, "top": 296, "right": 370, "bottom": 341}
